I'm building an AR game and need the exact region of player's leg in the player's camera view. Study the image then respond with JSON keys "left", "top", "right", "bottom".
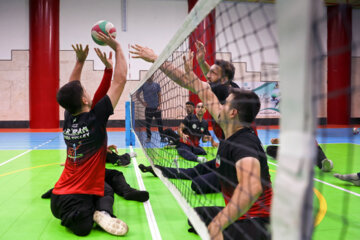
{"left": 191, "top": 172, "right": 220, "bottom": 194}
{"left": 41, "top": 188, "right": 54, "bottom": 199}
{"left": 223, "top": 218, "right": 271, "bottom": 240}
{"left": 154, "top": 109, "right": 166, "bottom": 142}
{"left": 334, "top": 172, "right": 360, "bottom": 186}
{"left": 163, "top": 128, "right": 180, "bottom": 146}
{"left": 50, "top": 194, "right": 95, "bottom": 236}
{"left": 266, "top": 145, "right": 278, "bottom": 159}
{"left": 145, "top": 108, "right": 152, "bottom": 142}
{"left": 192, "top": 146, "right": 207, "bottom": 156}
{"left": 106, "top": 151, "right": 131, "bottom": 167}
{"left": 188, "top": 206, "right": 223, "bottom": 233}
{"left": 176, "top": 142, "right": 199, "bottom": 162}
{"left": 316, "top": 145, "right": 333, "bottom": 172}
{"left": 105, "top": 169, "right": 149, "bottom": 202}
{"left": 93, "top": 182, "right": 128, "bottom": 236}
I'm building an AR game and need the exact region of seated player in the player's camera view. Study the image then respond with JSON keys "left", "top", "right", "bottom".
{"left": 163, "top": 101, "right": 195, "bottom": 148}
{"left": 266, "top": 138, "right": 334, "bottom": 172}
{"left": 43, "top": 44, "right": 147, "bottom": 202}
{"left": 48, "top": 35, "right": 144, "bottom": 237}
{"left": 176, "top": 102, "right": 214, "bottom": 163}
{"left": 334, "top": 172, "right": 360, "bottom": 186}
{"left": 131, "top": 46, "right": 272, "bottom": 239}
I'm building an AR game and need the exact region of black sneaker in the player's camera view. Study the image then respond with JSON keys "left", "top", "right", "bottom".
{"left": 115, "top": 153, "right": 131, "bottom": 167}
{"left": 160, "top": 137, "right": 167, "bottom": 143}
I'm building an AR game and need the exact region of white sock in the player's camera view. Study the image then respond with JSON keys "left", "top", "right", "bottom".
{"left": 197, "top": 157, "right": 207, "bottom": 163}
{"left": 129, "top": 152, "right": 137, "bottom": 158}
{"left": 101, "top": 211, "right": 111, "bottom": 217}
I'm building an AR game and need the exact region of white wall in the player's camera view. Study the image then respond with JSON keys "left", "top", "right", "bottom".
{"left": 59, "top": 0, "right": 187, "bottom": 80}
{"left": 0, "top": 0, "right": 187, "bottom": 80}
{"left": 0, "top": 0, "right": 29, "bottom": 59}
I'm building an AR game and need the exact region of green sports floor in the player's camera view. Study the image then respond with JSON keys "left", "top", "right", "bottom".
{"left": 0, "top": 129, "right": 359, "bottom": 239}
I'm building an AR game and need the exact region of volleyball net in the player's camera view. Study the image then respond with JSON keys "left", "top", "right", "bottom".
{"left": 129, "top": 0, "right": 360, "bottom": 239}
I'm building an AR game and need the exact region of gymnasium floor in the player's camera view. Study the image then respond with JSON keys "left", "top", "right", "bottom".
{"left": 0, "top": 128, "right": 359, "bottom": 239}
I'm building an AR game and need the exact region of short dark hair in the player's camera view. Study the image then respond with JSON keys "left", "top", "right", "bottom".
{"left": 56, "top": 80, "right": 84, "bottom": 114}
{"left": 229, "top": 88, "right": 260, "bottom": 124}
{"left": 185, "top": 101, "right": 195, "bottom": 107}
{"left": 215, "top": 59, "right": 235, "bottom": 82}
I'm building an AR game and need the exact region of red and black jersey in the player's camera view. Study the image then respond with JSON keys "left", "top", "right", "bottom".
{"left": 53, "top": 96, "right": 113, "bottom": 196}
{"left": 180, "top": 114, "right": 210, "bottom": 147}
{"left": 215, "top": 127, "right": 272, "bottom": 219}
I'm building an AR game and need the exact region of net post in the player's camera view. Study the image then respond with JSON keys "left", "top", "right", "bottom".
{"left": 125, "top": 101, "right": 135, "bottom": 146}
{"left": 272, "top": 0, "right": 325, "bottom": 239}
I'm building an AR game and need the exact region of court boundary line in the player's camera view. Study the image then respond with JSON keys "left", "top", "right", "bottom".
{"left": 0, "top": 137, "right": 57, "bottom": 167}
{"left": 130, "top": 146, "right": 162, "bottom": 240}
{"left": 268, "top": 161, "right": 360, "bottom": 197}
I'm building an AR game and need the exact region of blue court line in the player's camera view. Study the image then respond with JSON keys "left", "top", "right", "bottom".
{"left": 0, "top": 128, "right": 359, "bottom": 150}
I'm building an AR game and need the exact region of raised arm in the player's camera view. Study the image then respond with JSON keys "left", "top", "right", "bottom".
{"left": 195, "top": 40, "right": 210, "bottom": 77}
{"left": 69, "top": 44, "right": 89, "bottom": 82}
{"left": 130, "top": 44, "right": 222, "bottom": 122}
{"left": 92, "top": 50, "right": 113, "bottom": 109}
{"left": 96, "top": 32, "right": 127, "bottom": 109}
{"left": 208, "top": 157, "right": 263, "bottom": 239}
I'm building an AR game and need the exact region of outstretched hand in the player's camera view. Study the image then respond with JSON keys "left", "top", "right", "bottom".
{"left": 107, "top": 145, "right": 118, "bottom": 154}
{"left": 95, "top": 48, "right": 113, "bottom": 69}
{"left": 195, "top": 40, "right": 206, "bottom": 62}
{"left": 183, "top": 51, "right": 194, "bottom": 74}
{"left": 130, "top": 44, "right": 157, "bottom": 63}
{"left": 72, "top": 44, "right": 89, "bottom": 62}
{"left": 97, "top": 31, "right": 120, "bottom": 51}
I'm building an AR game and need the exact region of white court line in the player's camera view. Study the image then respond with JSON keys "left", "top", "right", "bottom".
{"left": 0, "top": 137, "right": 57, "bottom": 167}
{"left": 129, "top": 146, "right": 162, "bottom": 240}
{"left": 268, "top": 161, "right": 360, "bottom": 197}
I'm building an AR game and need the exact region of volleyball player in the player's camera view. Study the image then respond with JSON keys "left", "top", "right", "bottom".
{"left": 42, "top": 44, "right": 149, "bottom": 204}
{"left": 50, "top": 34, "right": 131, "bottom": 237}
{"left": 131, "top": 46, "right": 272, "bottom": 239}
{"left": 163, "top": 101, "right": 195, "bottom": 148}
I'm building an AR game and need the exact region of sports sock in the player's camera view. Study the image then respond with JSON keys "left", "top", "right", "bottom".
{"left": 138, "top": 164, "right": 157, "bottom": 177}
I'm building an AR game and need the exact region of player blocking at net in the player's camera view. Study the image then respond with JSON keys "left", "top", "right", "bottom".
{"left": 130, "top": 45, "right": 272, "bottom": 239}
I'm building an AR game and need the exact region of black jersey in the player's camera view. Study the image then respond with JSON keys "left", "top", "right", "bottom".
{"left": 53, "top": 96, "right": 113, "bottom": 196}
{"left": 180, "top": 113, "right": 210, "bottom": 146}
{"left": 215, "top": 127, "right": 272, "bottom": 219}
{"left": 210, "top": 81, "right": 240, "bottom": 140}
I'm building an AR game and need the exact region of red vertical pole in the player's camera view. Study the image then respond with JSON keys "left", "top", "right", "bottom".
{"left": 327, "top": 5, "right": 352, "bottom": 125}
{"left": 187, "top": 0, "right": 216, "bottom": 109}
{"left": 204, "top": 9, "right": 216, "bottom": 66}
{"left": 203, "top": 9, "right": 216, "bottom": 126}
{"left": 188, "top": 0, "right": 204, "bottom": 106}
{"left": 29, "top": 0, "right": 59, "bottom": 128}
